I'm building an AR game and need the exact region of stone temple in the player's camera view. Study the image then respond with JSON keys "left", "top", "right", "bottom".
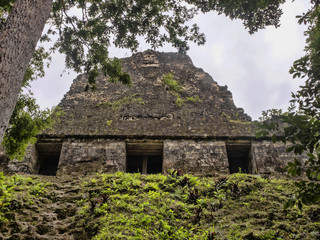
{"left": 1, "top": 50, "right": 304, "bottom": 176}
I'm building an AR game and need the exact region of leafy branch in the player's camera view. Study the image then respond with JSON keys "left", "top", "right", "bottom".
{"left": 257, "top": 1, "right": 320, "bottom": 207}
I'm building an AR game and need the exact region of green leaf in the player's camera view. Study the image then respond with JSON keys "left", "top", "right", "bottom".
{"left": 284, "top": 199, "right": 295, "bottom": 210}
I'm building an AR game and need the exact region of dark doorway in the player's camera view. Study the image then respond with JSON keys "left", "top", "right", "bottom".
{"left": 126, "top": 142, "right": 163, "bottom": 174}
{"left": 37, "top": 143, "right": 62, "bottom": 176}
{"left": 226, "top": 142, "right": 251, "bottom": 174}
{"left": 127, "top": 155, "right": 143, "bottom": 173}
{"left": 147, "top": 155, "right": 163, "bottom": 174}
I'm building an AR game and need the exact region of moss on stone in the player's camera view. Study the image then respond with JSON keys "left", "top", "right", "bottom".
{"left": 162, "top": 73, "right": 183, "bottom": 92}
{"left": 230, "top": 119, "right": 252, "bottom": 125}
{"left": 97, "top": 94, "right": 145, "bottom": 110}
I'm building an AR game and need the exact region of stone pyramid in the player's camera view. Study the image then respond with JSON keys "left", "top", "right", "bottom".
{"left": 4, "top": 50, "right": 302, "bottom": 176}
{"left": 46, "top": 50, "right": 254, "bottom": 138}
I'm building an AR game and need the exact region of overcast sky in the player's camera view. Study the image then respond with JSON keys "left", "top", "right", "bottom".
{"left": 30, "top": 1, "right": 310, "bottom": 120}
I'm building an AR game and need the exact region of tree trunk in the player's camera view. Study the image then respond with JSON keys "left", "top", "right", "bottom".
{"left": 0, "top": 0, "right": 53, "bottom": 144}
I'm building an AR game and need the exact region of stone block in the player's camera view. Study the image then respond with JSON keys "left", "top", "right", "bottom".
{"left": 57, "top": 139, "right": 126, "bottom": 175}
{"left": 252, "top": 141, "right": 307, "bottom": 174}
{"left": 163, "top": 140, "right": 229, "bottom": 174}
{"left": 7, "top": 145, "right": 38, "bottom": 174}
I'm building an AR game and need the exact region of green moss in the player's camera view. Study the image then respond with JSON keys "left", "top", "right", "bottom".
{"left": 175, "top": 95, "right": 185, "bottom": 107}
{"left": 97, "top": 94, "right": 145, "bottom": 110}
{"left": 221, "top": 112, "right": 231, "bottom": 119}
{"left": 29, "top": 182, "right": 49, "bottom": 197}
{"left": 175, "top": 95, "right": 202, "bottom": 107}
{"left": 230, "top": 119, "right": 252, "bottom": 125}
{"left": 0, "top": 173, "right": 43, "bottom": 223}
{"left": 162, "top": 73, "right": 202, "bottom": 107}
{"left": 220, "top": 112, "right": 252, "bottom": 125}
{"left": 185, "top": 96, "right": 202, "bottom": 103}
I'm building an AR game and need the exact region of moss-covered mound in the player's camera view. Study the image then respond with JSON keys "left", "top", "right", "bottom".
{"left": 0, "top": 172, "right": 319, "bottom": 239}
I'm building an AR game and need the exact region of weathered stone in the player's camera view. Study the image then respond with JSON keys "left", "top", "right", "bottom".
{"left": 7, "top": 145, "right": 38, "bottom": 174}
{"left": 252, "top": 141, "right": 306, "bottom": 174}
{"left": 44, "top": 50, "right": 253, "bottom": 138}
{"left": 0, "top": 50, "right": 307, "bottom": 176}
{"left": 57, "top": 139, "right": 126, "bottom": 175}
{"left": 163, "top": 140, "right": 229, "bottom": 175}
{"left": 0, "top": 147, "right": 9, "bottom": 173}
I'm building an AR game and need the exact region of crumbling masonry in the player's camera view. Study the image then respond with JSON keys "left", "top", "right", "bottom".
{"left": 1, "top": 50, "right": 305, "bottom": 175}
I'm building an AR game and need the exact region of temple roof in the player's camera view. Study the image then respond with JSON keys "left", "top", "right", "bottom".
{"left": 45, "top": 50, "right": 255, "bottom": 139}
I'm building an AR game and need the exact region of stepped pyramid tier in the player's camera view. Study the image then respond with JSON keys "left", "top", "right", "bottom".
{"left": 46, "top": 50, "right": 253, "bottom": 138}
{"left": 2, "top": 50, "right": 306, "bottom": 176}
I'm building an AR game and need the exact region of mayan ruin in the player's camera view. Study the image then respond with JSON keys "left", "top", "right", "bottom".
{"left": 1, "top": 50, "right": 305, "bottom": 176}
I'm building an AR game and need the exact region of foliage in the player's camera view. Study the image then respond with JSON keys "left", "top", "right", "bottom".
{"left": 1, "top": 96, "right": 60, "bottom": 160}
{"left": 1, "top": 172, "right": 320, "bottom": 239}
{"left": 0, "top": 0, "right": 13, "bottom": 27}
{"left": 257, "top": 1, "right": 320, "bottom": 207}
{"left": 0, "top": 173, "right": 39, "bottom": 223}
{"left": 163, "top": 73, "right": 183, "bottom": 92}
{"left": 44, "top": 0, "right": 286, "bottom": 87}
{"left": 77, "top": 172, "right": 319, "bottom": 239}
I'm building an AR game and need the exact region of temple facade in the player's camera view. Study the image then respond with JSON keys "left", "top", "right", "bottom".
{"left": 1, "top": 50, "right": 304, "bottom": 176}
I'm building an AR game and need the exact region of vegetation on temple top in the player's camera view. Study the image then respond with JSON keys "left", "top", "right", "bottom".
{"left": 1, "top": 172, "right": 320, "bottom": 239}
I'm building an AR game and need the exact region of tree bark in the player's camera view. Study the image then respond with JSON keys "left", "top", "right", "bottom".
{"left": 0, "top": 0, "right": 53, "bottom": 144}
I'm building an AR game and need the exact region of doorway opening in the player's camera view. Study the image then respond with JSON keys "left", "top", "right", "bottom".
{"left": 126, "top": 142, "right": 163, "bottom": 174}
{"left": 37, "top": 142, "right": 62, "bottom": 176}
{"left": 226, "top": 141, "right": 252, "bottom": 174}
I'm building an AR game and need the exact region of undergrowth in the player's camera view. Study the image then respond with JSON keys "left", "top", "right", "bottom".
{"left": 0, "top": 172, "right": 48, "bottom": 223}
{"left": 0, "top": 171, "right": 319, "bottom": 239}
{"left": 78, "top": 171, "right": 320, "bottom": 239}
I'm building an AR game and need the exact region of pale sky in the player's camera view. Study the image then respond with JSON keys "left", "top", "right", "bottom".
{"left": 30, "top": 1, "right": 309, "bottom": 120}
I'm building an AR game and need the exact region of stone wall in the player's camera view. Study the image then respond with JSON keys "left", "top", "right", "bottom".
{"left": 252, "top": 141, "right": 306, "bottom": 174}
{"left": 1, "top": 138, "right": 309, "bottom": 176}
{"left": 0, "top": 147, "right": 9, "bottom": 173}
{"left": 163, "top": 140, "right": 229, "bottom": 175}
{"left": 57, "top": 139, "right": 126, "bottom": 175}
{"left": 7, "top": 145, "right": 39, "bottom": 174}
